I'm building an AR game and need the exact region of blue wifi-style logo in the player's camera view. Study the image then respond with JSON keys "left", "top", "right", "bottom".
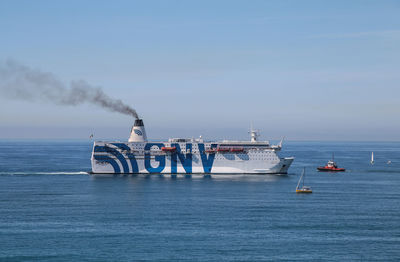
{"left": 134, "top": 129, "right": 143, "bottom": 136}
{"left": 93, "top": 144, "right": 138, "bottom": 173}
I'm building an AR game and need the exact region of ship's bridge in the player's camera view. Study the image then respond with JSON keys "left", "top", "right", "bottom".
{"left": 219, "top": 140, "right": 273, "bottom": 150}
{"left": 221, "top": 140, "right": 270, "bottom": 146}
{"left": 168, "top": 137, "right": 204, "bottom": 143}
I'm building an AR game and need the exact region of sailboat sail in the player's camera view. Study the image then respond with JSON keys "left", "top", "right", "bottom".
{"left": 371, "top": 152, "right": 374, "bottom": 164}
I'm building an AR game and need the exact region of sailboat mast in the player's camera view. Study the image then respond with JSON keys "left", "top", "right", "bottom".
{"left": 297, "top": 169, "right": 304, "bottom": 189}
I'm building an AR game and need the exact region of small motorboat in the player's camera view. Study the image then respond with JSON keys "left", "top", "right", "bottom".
{"left": 296, "top": 168, "right": 312, "bottom": 193}
{"left": 317, "top": 153, "right": 345, "bottom": 172}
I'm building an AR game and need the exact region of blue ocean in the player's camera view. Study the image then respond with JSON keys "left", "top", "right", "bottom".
{"left": 0, "top": 140, "right": 399, "bottom": 261}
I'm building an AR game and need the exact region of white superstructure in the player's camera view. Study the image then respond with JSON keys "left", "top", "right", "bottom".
{"left": 91, "top": 119, "right": 294, "bottom": 174}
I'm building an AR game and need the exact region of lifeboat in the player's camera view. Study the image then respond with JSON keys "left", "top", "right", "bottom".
{"left": 317, "top": 160, "right": 345, "bottom": 172}
{"left": 205, "top": 148, "right": 217, "bottom": 153}
{"left": 217, "top": 147, "right": 230, "bottom": 152}
{"left": 230, "top": 147, "right": 244, "bottom": 152}
{"left": 161, "top": 146, "right": 176, "bottom": 152}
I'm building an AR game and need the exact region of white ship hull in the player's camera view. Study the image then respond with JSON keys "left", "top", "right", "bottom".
{"left": 91, "top": 141, "right": 294, "bottom": 175}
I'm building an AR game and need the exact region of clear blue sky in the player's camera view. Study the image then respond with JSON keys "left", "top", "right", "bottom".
{"left": 1, "top": 0, "right": 399, "bottom": 140}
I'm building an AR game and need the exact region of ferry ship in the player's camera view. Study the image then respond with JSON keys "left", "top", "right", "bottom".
{"left": 91, "top": 119, "right": 294, "bottom": 174}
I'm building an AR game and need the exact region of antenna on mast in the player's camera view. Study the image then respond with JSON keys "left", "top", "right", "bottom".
{"left": 278, "top": 137, "right": 285, "bottom": 148}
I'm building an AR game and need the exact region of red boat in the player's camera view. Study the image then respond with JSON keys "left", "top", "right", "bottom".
{"left": 205, "top": 148, "right": 217, "bottom": 153}
{"left": 317, "top": 154, "right": 345, "bottom": 172}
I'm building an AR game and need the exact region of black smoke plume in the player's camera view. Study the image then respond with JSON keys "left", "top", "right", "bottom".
{"left": 0, "top": 60, "right": 138, "bottom": 119}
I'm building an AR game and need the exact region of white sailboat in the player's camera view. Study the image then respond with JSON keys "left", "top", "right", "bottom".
{"left": 371, "top": 152, "right": 374, "bottom": 165}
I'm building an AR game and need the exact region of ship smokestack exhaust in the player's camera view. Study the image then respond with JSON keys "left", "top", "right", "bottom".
{"left": 128, "top": 118, "right": 147, "bottom": 142}
{"left": 0, "top": 60, "right": 139, "bottom": 119}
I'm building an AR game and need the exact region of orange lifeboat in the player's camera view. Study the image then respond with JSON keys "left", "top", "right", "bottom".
{"left": 217, "top": 147, "right": 230, "bottom": 152}
{"left": 230, "top": 147, "right": 244, "bottom": 152}
{"left": 161, "top": 146, "right": 176, "bottom": 152}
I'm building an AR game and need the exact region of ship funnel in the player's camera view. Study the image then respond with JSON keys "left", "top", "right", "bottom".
{"left": 128, "top": 119, "right": 147, "bottom": 142}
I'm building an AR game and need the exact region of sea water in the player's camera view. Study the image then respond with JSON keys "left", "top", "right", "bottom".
{"left": 0, "top": 140, "right": 399, "bottom": 261}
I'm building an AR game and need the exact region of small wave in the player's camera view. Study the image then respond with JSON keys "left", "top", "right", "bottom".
{"left": 0, "top": 171, "right": 89, "bottom": 175}
{"left": 363, "top": 169, "right": 400, "bottom": 174}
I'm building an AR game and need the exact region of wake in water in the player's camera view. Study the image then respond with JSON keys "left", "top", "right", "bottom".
{"left": 0, "top": 171, "right": 89, "bottom": 176}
